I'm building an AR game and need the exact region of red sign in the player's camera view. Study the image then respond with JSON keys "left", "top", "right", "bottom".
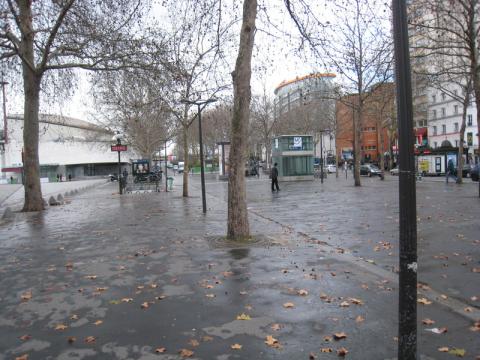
{"left": 111, "top": 145, "right": 127, "bottom": 152}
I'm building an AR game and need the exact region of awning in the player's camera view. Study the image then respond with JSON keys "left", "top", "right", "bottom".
{"left": 415, "top": 127, "right": 428, "bottom": 136}
{"left": 2, "top": 167, "right": 23, "bottom": 173}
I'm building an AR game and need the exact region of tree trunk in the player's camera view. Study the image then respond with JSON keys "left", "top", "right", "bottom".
{"left": 227, "top": 0, "right": 257, "bottom": 240}
{"left": 473, "top": 56, "right": 480, "bottom": 197}
{"left": 353, "top": 104, "right": 362, "bottom": 186}
{"left": 182, "top": 125, "right": 189, "bottom": 197}
{"left": 20, "top": 1, "right": 44, "bottom": 212}
{"left": 456, "top": 94, "right": 469, "bottom": 184}
{"left": 379, "top": 126, "right": 385, "bottom": 179}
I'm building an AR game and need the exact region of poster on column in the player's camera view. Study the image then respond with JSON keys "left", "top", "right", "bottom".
{"left": 293, "top": 137, "right": 302, "bottom": 149}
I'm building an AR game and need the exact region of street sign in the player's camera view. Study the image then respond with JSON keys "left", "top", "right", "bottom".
{"left": 111, "top": 145, "right": 127, "bottom": 152}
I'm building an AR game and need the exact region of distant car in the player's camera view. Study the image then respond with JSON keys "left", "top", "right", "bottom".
{"left": 173, "top": 165, "right": 179, "bottom": 171}
{"left": 360, "top": 164, "right": 382, "bottom": 177}
{"left": 178, "top": 162, "right": 184, "bottom": 173}
{"left": 470, "top": 164, "right": 479, "bottom": 181}
{"left": 108, "top": 174, "right": 118, "bottom": 182}
{"left": 390, "top": 167, "right": 399, "bottom": 176}
{"left": 326, "top": 164, "right": 337, "bottom": 173}
{"left": 452, "top": 164, "right": 471, "bottom": 178}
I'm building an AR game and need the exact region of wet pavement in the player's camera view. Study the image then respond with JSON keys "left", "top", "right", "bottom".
{"left": 0, "top": 174, "right": 478, "bottom": 359}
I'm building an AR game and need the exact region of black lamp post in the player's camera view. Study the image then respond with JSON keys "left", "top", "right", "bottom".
{"left": 319, "top": 129, "right": 330, "bottom": 184}
{"left": 180, "top": 98, "right": 217, "bottom": 213}
{"left": 392, "top": 0, "right": 418, "bottom": 358}
{"left": 112, "top": 133, "right": 123, "bottom": 195}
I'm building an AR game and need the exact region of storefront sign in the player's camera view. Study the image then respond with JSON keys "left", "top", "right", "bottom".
{"left": 293, "top": 137, "right": 302, "bottom": 149}
{"left": 111, "top": 145, "right": 127, "bottom": 152}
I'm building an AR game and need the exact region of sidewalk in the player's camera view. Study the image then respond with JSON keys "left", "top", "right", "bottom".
{"left": 0, "top": 175, "right": 478, "bottom": 359}
{"left": 0, "top": 179, "right": 108, "bottom": 213}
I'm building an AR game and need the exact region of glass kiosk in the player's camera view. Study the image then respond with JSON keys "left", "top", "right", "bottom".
{"left": 272, "top": 135, "right": 314, "bottom": 181}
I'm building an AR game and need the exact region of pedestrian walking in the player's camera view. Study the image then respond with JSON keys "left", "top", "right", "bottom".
{"left": 256, "top": 161, "right": 260, "bottom": 179}
{"left": 446, "top": 159, "right": 457, "bottom": 183}
{"left": 271, "top": 162, "right": 280, "bottom": 191}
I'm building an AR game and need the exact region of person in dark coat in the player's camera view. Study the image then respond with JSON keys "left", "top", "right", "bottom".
{"left": 271, "top": 162, "right": 280, "bottom": 191}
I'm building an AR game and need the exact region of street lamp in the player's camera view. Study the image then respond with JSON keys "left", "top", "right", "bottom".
{"left": 112, "top": 133, "right": 124, "bottom": 195}
{"left": 319, "top": 129, "right": 330, "bottom": 184}
{"left": 180, "top": 98, "right": 217, "bottom": 213}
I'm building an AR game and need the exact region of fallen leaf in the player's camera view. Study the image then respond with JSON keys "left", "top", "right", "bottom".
{"left": 323, "top": 336, "right": 333, "bottom": 342}
{"left": 205, "top": 294, "right": 215, "bottom": 298}
{"left": 337, "top": 347, "right": 349, "bottom": 357}
{"left": 55, "top": 324, "right": 68, "bottom": 331}
{"left": 265, "top": 335, "right": 281, "bottom": 348}
{"left": 321, "top": 348, "right": 333, "bottom": 353}
{"left": 448, "top": 348, "right": 465, "bottom": 357}
{"left": 470, "top": 321, "right": 480, "bottom": 332}
{"left": 93, "top": 320, "right": 103, "bottom": 326}
{"left": 309, "top": 352, "right": 317, "bottom": 359}
{"left": 188, "top": 339, "right": 200, "bottom": 347}
{"left": 339, "top": 301, "right": 350, "bottom": 307}
{"left": 202, "top": 336, "right": 214, "bottom": 342}
{"left": 156, "top": 295, "right": 167, "bottom": 300}
{"left": 297, "top": 289, "right": 309, "bottom": 296}
{"left": 438, "top": 347, "right": 449, "bottom": 352}
{"left": 121, "top": 298, "right": 133, "bottom": 303}
{"left": 271, "top": 323, "right": 282, "bottom": 331}
{"left": 150, "top": 284, "right": 158, "bottom": 289}
{"left": 21, "top": 291, "right": 32, "bottom": 301}
{"left": 141, "top": 302, "right": 149, "bottom": 309}
{"left": 422, "top": 318, "right": 435, "bottom": 325}
{"left": 70, "top": 314, "right": 79, "bottom": 320}
{"left": 283, "top": 302, "right": 295, "bottom": 308}
{"left": 239, "top": 291, "right": 248, "bottom": 295}
{"left": 418, "top": 298, "right": 432, "bottom": 305}
{"left": 15, "top": 355, "right": 28, "bottom": 360}
{"left": 179, "top": 349, "right": 194, "bottom": 358}
{"left": 222, "top": 271, "right": 234, "bottom": 277}
{"left": 136, "top": 285, "right": 144, "bottom": 290}
{"left": 19, "top": 335, "right": 31, "bottom": 341}
{"left": 109, "top": 300, "right": 120, "bottom": 305}
{"left": 85, "top": 336, "right": 96, "bottom": 343}
{"left": 464, "top": 307, "right": 473, "bottom": 313}
{"left": 236, "top": 313, "right": 251, "bottom": 320}
{"left": 349, "top": 298, "right": 364, "bottom": 305}
{"left": 440, "top": 294, "right": 448, "bottom": 300}
{"left": 426, "top": 327, "right": 447, "bottom": 334}
{"left": 67, "top": 336, "right": 76, "bottom": 344}
{"left": 355, "top": 315, "right": 365, "bottom": 323}
{"left": 333, "top": 332, "right": 347, "bottom": 340}
{"left": 85, "top": 275, "right": 97, "bottom": 280}
{"left": 155, "top": 347, "right": 166, "bottom": 353}
{"left": 231, "top": 343, "right": 242, "bottom": 350}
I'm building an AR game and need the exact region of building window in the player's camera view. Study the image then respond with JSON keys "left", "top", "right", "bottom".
{"left": 432, "top": 94, "right": 436, "bottom": 103}
{"left": 455, "top": 140, "right": 459, "bottom": 147}
{"left": 453, "top": 89, "right": 458, "bottom": 97}
{"left": 454, "top": 105, "right": 458, "bottom": 114}
{"left": 441, "top": 92, "right": 446, "bottom": 101}
{"left": 467, "top": 114, "right": 473, "bottom": 126}
{"left": 433, "top": 125, "right": 437, "bottom": 135}
{"left": 442, "top": 124, "right": 446, "bottom": 134}
{"left": 454, "top": 122, "right": 458, "bottom": 132}
{"left": 433, "top": 109, "right": 437, "bottom": 119}
{"left": 434, "top": 141, "right": 438, "bottom": 148}
{"left": 441, "top": 107, "right": 446, "bottom": 117}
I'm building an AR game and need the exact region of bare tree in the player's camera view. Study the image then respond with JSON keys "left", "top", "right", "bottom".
{"left": 250, "top": 88, "right": 276, "bottom": 168}
{"left": 284, "top": 0, "right": 393, "bottom": 186}
{"left": 161, "top": 0, "right": 237, "bottom": 197}
{"left": 0, "top": 0, "right": 153, "bottom": 211}
{"left": 408, "top": 0, "right": 479, "bottom": 190}
{"left": 227, "top": 0, "right": 257, "bottom": 240}
{"left": 92, "top": 68, "right": 174, "bottom": 159}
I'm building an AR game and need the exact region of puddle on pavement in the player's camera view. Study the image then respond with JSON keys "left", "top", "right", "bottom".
{"left": 205, "top": 234, "right": 288, "bottom": 249}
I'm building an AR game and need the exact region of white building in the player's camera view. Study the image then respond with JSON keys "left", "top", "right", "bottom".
{"left": 427, "top": 87, "right": 478, "bottom": 162}
{"left": 1, "top": 114, "right": 136, "bottom": 182}
{"left": 273, "top": 73, "right": 337, "bottom": 163}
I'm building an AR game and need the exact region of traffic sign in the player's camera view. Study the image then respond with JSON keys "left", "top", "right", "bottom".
{"left": 111, "top": 145, "right": 127, "bottom": 152}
